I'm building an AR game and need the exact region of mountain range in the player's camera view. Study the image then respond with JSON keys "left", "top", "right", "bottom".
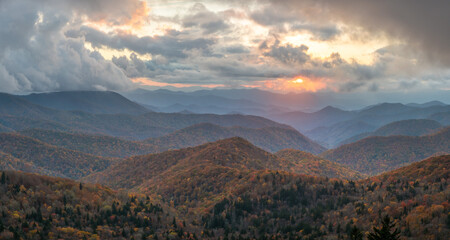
{"left": 0, "top": 92, "right": 293, "bottom": 140}
{"left": 0, "top": 88, "right": 448, "bottom": 239}
{"left": 3, "top": 149, "right": 445, "bottom": 239}
{"left": 339, "top": 119, "right": 443, "bottom": 146}
{"left": 321, "top": 126, "right": 450, "bottom": 175}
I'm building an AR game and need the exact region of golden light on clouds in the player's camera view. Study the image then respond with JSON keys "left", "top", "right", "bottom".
{"left": 132, "top": 78, "right": 226, "bottom": 89}
{"left": 243, "top": 77, "right": 328, "bottom": 93}
{"left": 292, "top": 78, "right": 304, "bottom": 83}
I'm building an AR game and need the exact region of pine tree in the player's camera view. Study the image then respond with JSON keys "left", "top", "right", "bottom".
{"left": 368, "top": 215, "right": 400, "bottom": 240}
{"left": 1, "top": 172, "right": 6, "bottom": 184}
{"left": 349, "top": 226, "right": 363, "bottom": 240}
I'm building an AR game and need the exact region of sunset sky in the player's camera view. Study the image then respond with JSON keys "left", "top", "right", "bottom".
{"left": 1, "top": 0, "right": 449, "bottom": 96}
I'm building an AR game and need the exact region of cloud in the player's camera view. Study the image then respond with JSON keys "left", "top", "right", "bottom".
{"left": 182, "top": 3, "right": 230, "bottom": 35}
{"left": 261, "top": 0, "right": 450, "bottom": 66}
{"left": 261, "top": 40, "right": 310, "bottom": 65}
{"left": 70, "top": 26, "right": 215, "bottom": 59}
{"left": 250, "top": 5, "right": 341, "bottom": 41}
{"left": 0, "top": 0, "right": 142, "bottom": 93}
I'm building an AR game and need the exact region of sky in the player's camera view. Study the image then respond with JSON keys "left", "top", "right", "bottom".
{"left": 0, "top": 0, "right": 449, "bottom": 99}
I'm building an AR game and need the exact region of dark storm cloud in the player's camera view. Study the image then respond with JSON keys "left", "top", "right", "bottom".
{"left": 250, "top": 6, "right": 341, "bottom": 41}
{"left": 261, "top": 40, "right": 310, "bottom": 65}
{"left": 70, "top": 26, "right": 215, "bottom": 59}
{"left": 262, "top": 0, "right": 450, "bottom": 66}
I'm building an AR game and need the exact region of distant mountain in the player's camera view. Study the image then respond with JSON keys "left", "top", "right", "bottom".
{"left": 269, "top": 106, "right": 356, "bottom": 131}
{"left": 145, "top": 123, "right": 325, "bottom": 154}
{"left": 406, "top": 101, "right": 447, "bottom": 108}
{"left": 305, "top": 120, "right": 376, "bottom": 148}
{"left": 339, "top": 119, "right": 443, "bottom": 146}
{"left": 0, "top": 133, "right": 116, "bottom": 179}
{"left": 19, "top": 128, "right": 157, "bottom": 158}
{"left": 355, "top": 103, "right": 450, "bottom": 127}
{"left": 125, "top": 88, "right": 450, "bottom": 112}
{"left": 0, "top": 123, "right": 12, "bottom": 132}
{"left": 274, "top": 102, "right": 450, "bottom": 145}
{"left": 0, "top": 93, "right": 55, "bottom": 118}
{"left": 427, "top": 111, "right": 450, "bottom": 125}
{"left": 0, "top": 93, "right": 292, "bottom": 140}
{"left": 275, "top": 149, "right": 364, "bottom": 179}
{"left": 321, "top": 127, "right": 450, "bottom": 175}
{"left": 20, "top": 91, "right": 149, "bottom": 115}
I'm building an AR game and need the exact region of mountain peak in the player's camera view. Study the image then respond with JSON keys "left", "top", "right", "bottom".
{"left": 21, "top": 91, "right": 148, "bottom": 115}
{"left": 316, "top": 106, "right": 345, "bottom": 113}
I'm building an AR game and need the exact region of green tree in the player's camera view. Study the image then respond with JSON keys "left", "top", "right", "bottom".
{"left": 368, "top": 215, "right": 400, "bottom": 240}
{"left": 1, "top": 172, "right": 5, "bottom": 184}
{"left": 349, "top": 226, "right": 363, "bottom": 240}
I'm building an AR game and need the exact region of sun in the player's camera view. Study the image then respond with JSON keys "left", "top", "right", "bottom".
{"left": 293, "top": 78, "right": 304, "bottom": 83}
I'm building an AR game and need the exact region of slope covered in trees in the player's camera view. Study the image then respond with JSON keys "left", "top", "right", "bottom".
{"left": 199, "top": 155, "right": 449, "bottom": 239}
{"left": 0, "top": 171, "right": 195, "bottom": 239}
{"left": 321, "top": 127, "right": 450, "bottom": 175}
{"left": 0, "top": 93, "right": 293, "bottom": 140}
{"left": 275, "top": 149, "right": 365, "bottom": 179}
{"left": 87, "top": 143, "right": 449, "bottom": 239}
{"left": 19, "top": 129, "right": 157, "bottom": 158}
{"left": 1, "top": 148, "right": 448, "bottom": 239}
{"left": 85, "top": 138, "right": 361, "bottom": 214}
{"left": 145, "top": 123, "right": 325, "bottom": 154}
{"left": 0, "top": 133, "right": 116, "bottom": 179}
{"left": 339, "top": 119, "right": 444, "bottom": 146}
{"left": 20, "top": 91, "right": 149, "bottom": 115}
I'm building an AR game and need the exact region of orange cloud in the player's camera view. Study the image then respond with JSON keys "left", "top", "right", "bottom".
{"left": 246, "top": 76, "right": 327, "bottom": 93}
{"left": 125, "top": 1, "right": 150, "bottom": 30}
{"left": 132, "top": 78, "right": 226, "bottom": 89}
{"left": 84, "top": 0, "right": 150, "bottom": 33}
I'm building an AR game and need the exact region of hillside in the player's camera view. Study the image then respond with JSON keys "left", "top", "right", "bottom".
{"left": 20, "top": 91, "right": 149, "bottom": 115}
{"left": 0, "top": 133, "right": 116, "bottom": 179}
{"left": 275, "top": 149, "right": 365, "bottom": 179}
{"left": 0, "top": 123, "right": 12, "bottom": 132}
{"left": 0, "top": 93, "right": 55, "bottom": 118}
{"left": 86, "top": 137, "right": 295, "bottom": 190}
{"left": 87, "top": 142, "right": 449, "bottom": 239}
{"left": 0, "top": 93, "right": 293, "bottom": 140}
{"left": 0, "top": 171, "right": 193, "bottom": 239}
{"left": 86, "top": 138, "right": 360, "bottom": 213}
{"left": 428, "top": 111, "right": 450, "bottom": 125}
{"left": 0, "top": 151, "right": 59, "bottom": 177}
{"left": 199, "top": 155, "right": 450, "bottom": 239}
{"left": 270, "top": 106, "right": 355, "bottom": 131}
{"left": 271, "top": 103, "right": 450, "bottom": 146}
{"left": 305, "top": 120, "right": 375, "bottom": 148}
{"left": 339, "top": 119, "right": 443, "bottom": 146}
{"left": 321, "top": 127, "right": 450, "bottom": 175}
{"left": 146, "top": 123, "right": 326, "bottom": 154}
{"left": 19, "top": 128, "right": 157, "bottom": 158}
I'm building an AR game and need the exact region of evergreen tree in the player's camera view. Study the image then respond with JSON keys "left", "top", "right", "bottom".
{"left": 368, "top": 215, "right": 400, "bottom": 240}
{"left": 349, "top": 226, "right": 363, "bottom": 240}
{"left": 1, "top": 172, "right": 5, "bottom": 184}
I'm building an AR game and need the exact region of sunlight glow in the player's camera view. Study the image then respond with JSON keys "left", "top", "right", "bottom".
{"left": 293, "top": 78, "right": 304, "bottom": 83}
